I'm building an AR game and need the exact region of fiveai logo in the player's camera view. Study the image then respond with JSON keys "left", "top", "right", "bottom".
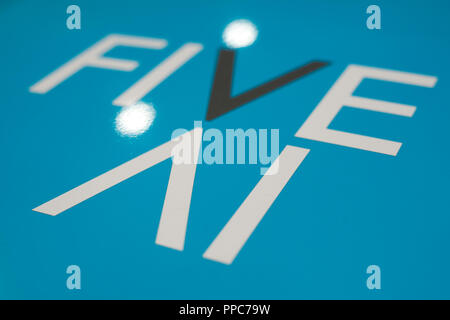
{"left": 30, "top": 29, "right": 437, "bottom": 265}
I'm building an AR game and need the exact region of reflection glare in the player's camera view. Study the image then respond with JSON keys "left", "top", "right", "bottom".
{"left": 222, "top": 19, "right": 258, "bottom": 49}
{"left": 115, "top": 102, "right": 156, "bottom": 137}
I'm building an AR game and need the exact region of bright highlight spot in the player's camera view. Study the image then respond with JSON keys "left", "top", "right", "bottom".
{"left": 222, "top": 19, "right": 258, "bottom": 49}
{"left": 115, "top": 102, "right": 156, "bottom": 137}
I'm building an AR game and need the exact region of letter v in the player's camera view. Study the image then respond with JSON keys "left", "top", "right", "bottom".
{"left": 205, "top": 49, "right": 329, "bottom": 120}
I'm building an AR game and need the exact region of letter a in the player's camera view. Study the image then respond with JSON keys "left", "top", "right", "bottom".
{"left": 66, "top": 5, "right": 81, "bottom": 30}
{"left": 366, "top": 265, "right": 381, "bottom": 289}
{"left": 66, "top": 265, "right": 81, "bottom": 290}
{"left": 366, "top": 5, "right": 381, "bottom": 30}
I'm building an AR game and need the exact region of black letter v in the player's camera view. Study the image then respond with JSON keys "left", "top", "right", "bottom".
{"left": 206, "top": 49, "right": 329, "bottom": 121}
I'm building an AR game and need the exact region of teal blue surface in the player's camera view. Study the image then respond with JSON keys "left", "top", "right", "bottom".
{"left": 1, "top": 0, "right": 449, "bottom": 299}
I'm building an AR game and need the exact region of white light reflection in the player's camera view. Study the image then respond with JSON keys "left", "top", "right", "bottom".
{"left": 222, "top": 19, "right": 258, "bottom": 49}
{"left": 115, "top": 102, "right": 156, "bottom": 137}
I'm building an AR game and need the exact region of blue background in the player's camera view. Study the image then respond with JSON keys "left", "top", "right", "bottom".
{"left": 0, "top": 0, "right": 449, "bottom": 299}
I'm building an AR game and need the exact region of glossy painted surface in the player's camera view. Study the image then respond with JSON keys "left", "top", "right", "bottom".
{"left": 1, "top": 0, "right": 449, "bottom": 299}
